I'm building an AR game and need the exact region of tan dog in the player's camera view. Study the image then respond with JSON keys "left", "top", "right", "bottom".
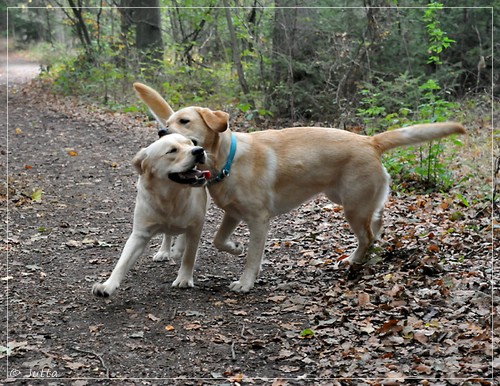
{"left": 133, "top": 82, "right": 466, "bottom": 293}
{"left": 92, "top": 134, "right": 209, "bottom": 297}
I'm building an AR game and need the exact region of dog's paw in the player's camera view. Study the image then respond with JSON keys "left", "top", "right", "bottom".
{"left": 215, "top": 240, "right": 244, "bottom": 256}
{"left": 333, "top": 257, "right": 350, "bottom": 270}
{"left": 229, "top": 279, "right": 254, "bottom": 293}
{"left": 92, "top": 283, "right": 113, "bottom": 298}
{"left": 172, "top": 276, "right": 194, "bottom": 288}
{"left": 153, "top": 250, "right": 176, "bottom": 264}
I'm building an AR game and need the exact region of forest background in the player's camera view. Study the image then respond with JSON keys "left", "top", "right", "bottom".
{"left": 1, "top": 1, "right": 497, "bottom": 191}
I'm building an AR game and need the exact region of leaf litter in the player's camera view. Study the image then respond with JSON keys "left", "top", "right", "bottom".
{"left": 1, "top": 82, "right": 495, "bottom": 385}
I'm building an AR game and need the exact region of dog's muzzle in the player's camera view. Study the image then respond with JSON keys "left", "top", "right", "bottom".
{"left": 168, "top": 147, "right": 210, "bottom": 187}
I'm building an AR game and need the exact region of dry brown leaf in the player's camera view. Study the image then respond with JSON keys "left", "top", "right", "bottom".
{"left": 358, "top": 292, "right": 371, "bottom": 307}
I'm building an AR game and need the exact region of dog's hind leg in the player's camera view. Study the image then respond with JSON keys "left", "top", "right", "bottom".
{"left": 153, "top": 235, "right": 174, "bottom": 263}
{"left": 343, "top": 208, "right": 375, "bottom": 266}
{"left": 170, "top": 234, "right": 185, "bottom": 260}
{"left": 337, "top": 183, "right": 389, "bottom": 267}
{"left": 172, "top": 228, "right": 202, "bottom": 288}
{"left": 371, "top": 170, "right": 390, "bottom": 240}
{"left": 92, "top": 232, "right": 151, "bottom": 297}
{"left": 213, "top": 213, "right": 244, "bottom": 255}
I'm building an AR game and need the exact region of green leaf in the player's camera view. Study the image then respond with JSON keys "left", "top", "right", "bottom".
{"left": 31, "top": 188, "right": 43, "bottom": 202}
{"left": 300, "top": 328, "right": 315, "bottom": 339}
{"left": 455, "top": 193, "right": 470, "bottom": 208}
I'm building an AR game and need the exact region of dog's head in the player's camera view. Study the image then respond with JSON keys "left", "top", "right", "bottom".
{"left": 132, "top": 133, "right": 210, "bottom": 187}
{"left": 133, "top": 83, "right": 229, "bottom": 168}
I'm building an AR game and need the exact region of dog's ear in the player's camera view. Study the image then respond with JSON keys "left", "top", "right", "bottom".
{"left": 133, "top": 82, "right": 175, "bottom": 124}
{"left": 196, "top": 108, "right": 229, "bottom": 133}
{"left": 132, "top": 148, "right": 148, "bottom": 175}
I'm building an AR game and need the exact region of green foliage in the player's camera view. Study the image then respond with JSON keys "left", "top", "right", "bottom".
{"left": 19, "top": 3, "right": 491, "bottom": 131}
{"left": 423, "top": 2, "right": 456, "bottom": 65}
{"left": 357, "top": 72, "right": 422, "bottom": 133}
{"left": 356, "top": 2, "right": 464, "bottom": 192}
{"left": 42, "top": 45, "right": 136, "bottom": 109}
{"left": 358, "top": 75, "right": 462, "bottom": 192}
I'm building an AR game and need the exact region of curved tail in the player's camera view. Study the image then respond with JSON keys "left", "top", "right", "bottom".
{"left": 371, "top": 122, "right": 466, "bottom": 153}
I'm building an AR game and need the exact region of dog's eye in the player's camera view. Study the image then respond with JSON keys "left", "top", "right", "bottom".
{"left": 179, "top": 118, "right": 190, "bottom": 125}
{"left": 166, "top": 148, "right": 177, "bottom": 154}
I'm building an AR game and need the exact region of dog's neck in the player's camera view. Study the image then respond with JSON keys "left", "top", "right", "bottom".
{"left": 209, "top": 131, "right": 236, "bottom": 185}
{"left": 139, "top": 175, "right": 189, "bottom": 205}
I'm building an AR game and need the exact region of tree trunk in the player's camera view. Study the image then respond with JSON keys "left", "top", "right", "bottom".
{"left": 67, "top": 0, "right": 94, "bottom": 60}
{"left": 130, "top": 0, "right": 163, "bottom": 64}
{"left": 223, "top": 1, "right": 254, "bottom": 107}
{"left": 271, "top": 0, "right": 299, "bottom": 119}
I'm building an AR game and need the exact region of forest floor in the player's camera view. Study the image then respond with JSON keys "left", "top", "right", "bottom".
{"left": 1, "top": 45, "right": 498, "bottom": 385}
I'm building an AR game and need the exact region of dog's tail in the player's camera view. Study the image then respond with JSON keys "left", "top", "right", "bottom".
{"left": 372, "top": 122, "right": 466, "bottom": 153}
{"left": 133, "top": 82, "right": 175, "bottom": 123}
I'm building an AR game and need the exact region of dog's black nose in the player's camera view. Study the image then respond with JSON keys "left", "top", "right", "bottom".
{"left": 158, "top": 129, "right": 168, "bottom": 138}
{"left": 192, "top": 146, "right": 206, "bottom": 163}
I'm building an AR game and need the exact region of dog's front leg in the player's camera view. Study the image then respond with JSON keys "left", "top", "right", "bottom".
{"left": 92, "top": 232, "right": 150, "bottom": 297}
{"left": 172, "top": 227, "right": 202, "bottom": 288}
{"left": 229, "top": 219, "right": 270, "bottom": 293}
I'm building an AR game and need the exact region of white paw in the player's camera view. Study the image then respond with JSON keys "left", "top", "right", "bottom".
{"left": 153, "top": 250, "right": 176, "bottom": 263}
{"left": 229, "top": 278, "right": 254, "bottom": 293}
{"left": 216, "top": 240, "right": 244, "bottom": 256}
{"left": 172, "top": 276, "right": 194, "bottom": 288}
{"left": 92, "top": 282, "right": 115, "bottom": 298}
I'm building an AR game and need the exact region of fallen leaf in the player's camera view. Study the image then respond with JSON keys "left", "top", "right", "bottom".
{"left": 377, "top": 319, "right": 402, "bottom": 334}
{"left": 184, "top": 322, "right": 202, "bottom": 330}
{"left": 300, "top": 328, "right": 315, "bottom": 339}
{"left": 129, "top": 331, "right": 144, "bottom": 339}
{"left": 165, "top": 325, "right": 175, "bottom": 331}
{"left": 360, "top": 323, "right": 375, "bottom": 334}
{"left": 66, "top": 240, "right": 81, "bottom": 248}
{"left": 65, "top": 361, "right": 84, "bottom": 370}
{"left": 230, "top": 373, "right": 244, "bottom": 383}
{"left": 415, "top": 364, "right": 432, "bottom": 374}
{"left": 279, "top": 365, "right": 300, "bottom": 373}
{"left": 31, "top": 188, "right": 43, "bottom": 202}
{"left": 428, "top": 244, "right": 440, "bottom": 252}
{"left": 148, "top": 313, "right": 161, "bottom": 322}
{"left": 358, "top": 292, "right": 371, "bottom": 307}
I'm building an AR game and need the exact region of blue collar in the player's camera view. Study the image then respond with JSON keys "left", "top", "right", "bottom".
{"left": 210, "top": 133, "right": 237, "bottom": 184}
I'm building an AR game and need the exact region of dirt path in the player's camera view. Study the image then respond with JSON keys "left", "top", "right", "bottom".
{"left": 1, "top": 52, "right": 494, "bottom": 384}
{"left": 0, "top": 40, "right": 40, "bottom": 85}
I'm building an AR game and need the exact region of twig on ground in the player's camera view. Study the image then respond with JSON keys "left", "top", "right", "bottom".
{"left": 73, "top": 347, "right": 110, "bottom": 378}
{"left": 231, "top": 341, "right": 236, "bottom": 361}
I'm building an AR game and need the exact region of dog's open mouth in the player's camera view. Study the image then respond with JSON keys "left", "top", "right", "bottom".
{"left": 169, "top": 169, "right": 211, "bottom": 186}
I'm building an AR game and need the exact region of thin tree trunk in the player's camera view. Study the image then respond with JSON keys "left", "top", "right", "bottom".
{"left": 67, "top": 0, "right": 93, "bottom": 60}
{"left": 223, "top": 1, "right": 254, "bottom": 108}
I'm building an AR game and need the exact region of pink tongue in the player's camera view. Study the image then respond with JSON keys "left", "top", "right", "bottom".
{"left": 203, "top": 170, "right": 211, "bottom": 179}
